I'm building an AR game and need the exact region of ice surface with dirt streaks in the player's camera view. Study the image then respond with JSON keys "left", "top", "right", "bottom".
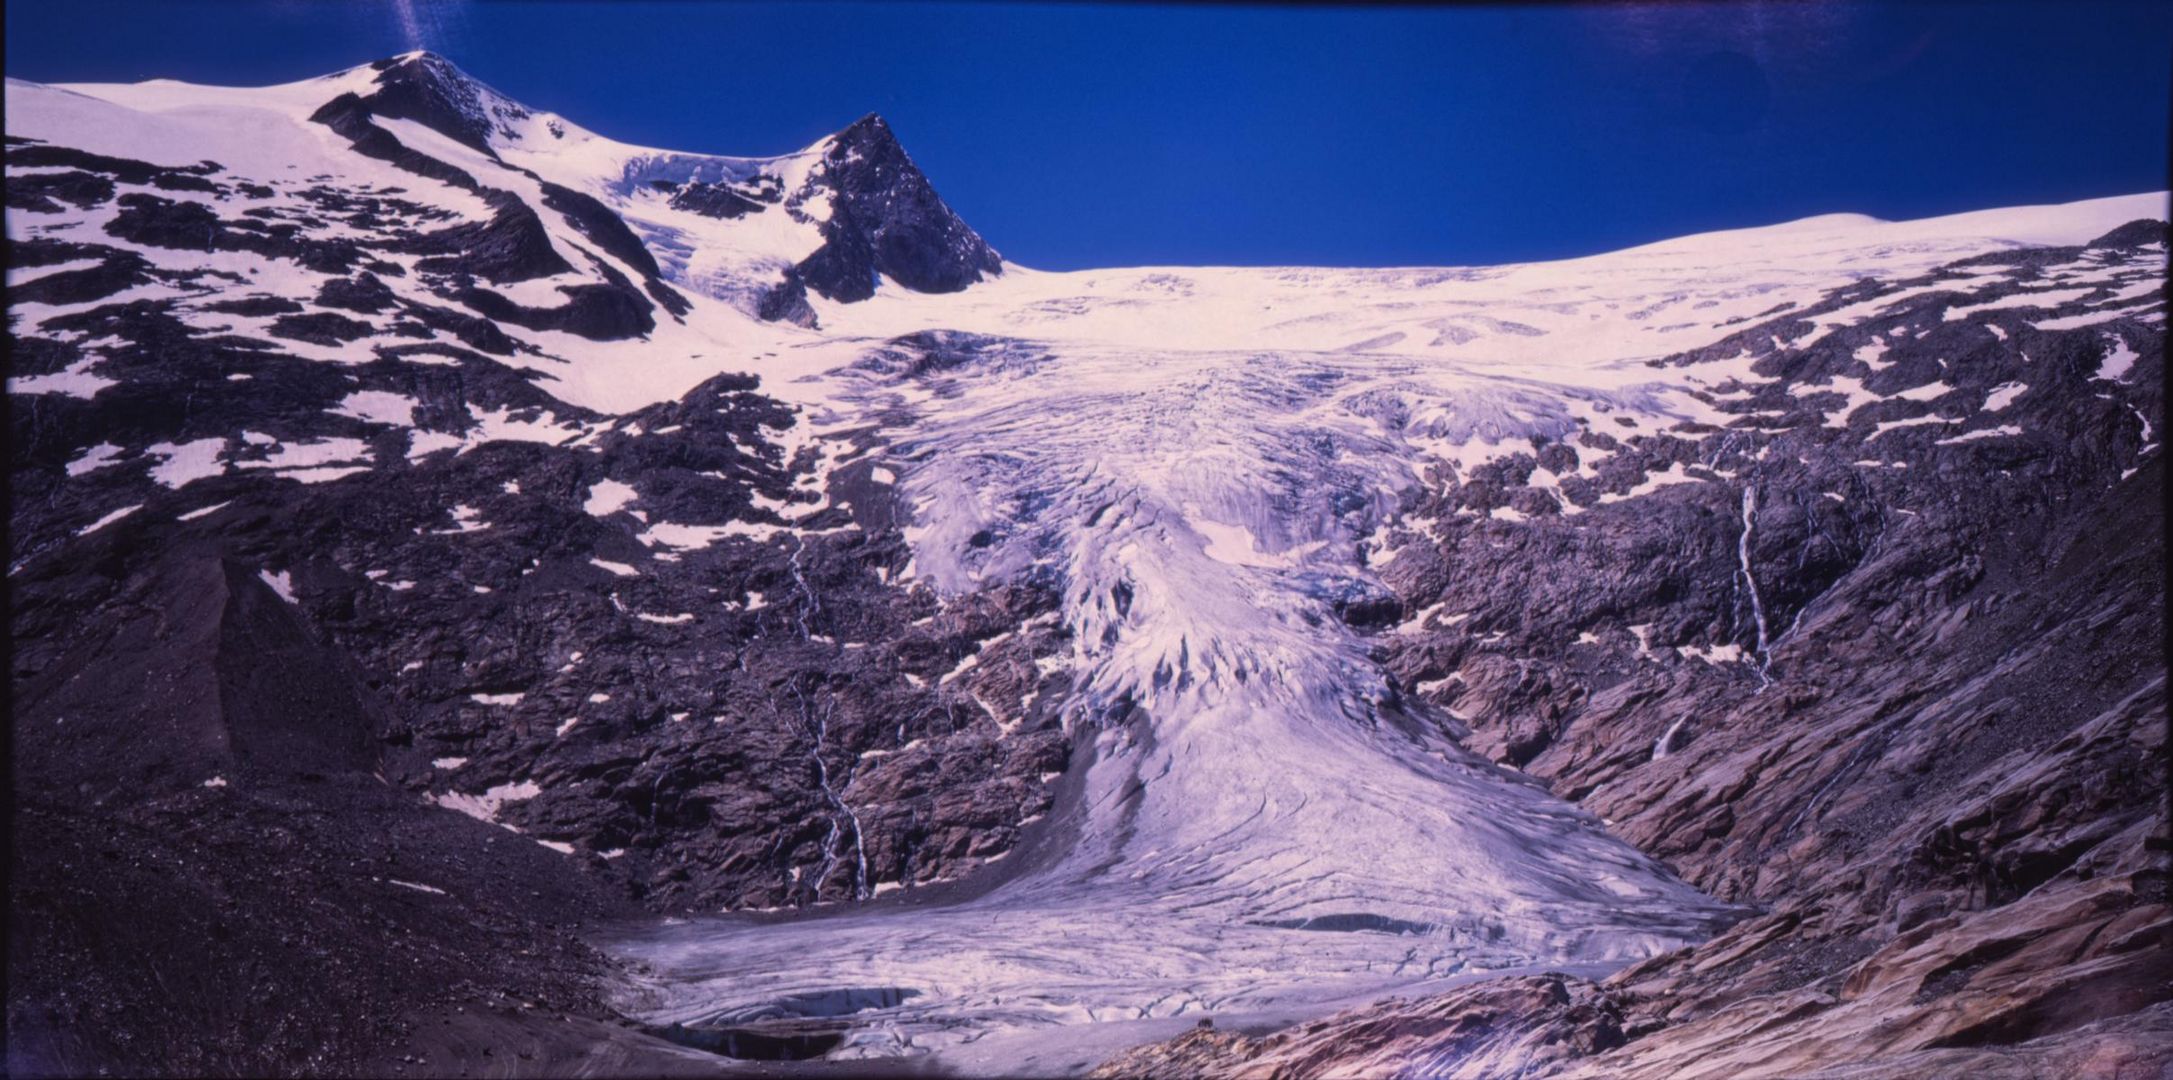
{"left": 620, "top": 340, "right": 1719, "bottom": 1053}
{"left": 603, "top": 191, "right": 2162, "bottom": 1062}
{"left": 609, "top": 193, "right": 2163, "bottom": 1061}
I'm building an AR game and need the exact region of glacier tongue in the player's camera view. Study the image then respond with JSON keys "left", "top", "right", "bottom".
{"left": 610, "top": 339, "right": 1739, "bottom": 1056}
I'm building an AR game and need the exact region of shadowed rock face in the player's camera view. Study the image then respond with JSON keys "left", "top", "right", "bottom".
{"left": 5, "top": 539, "right": 644, "bottom": 1077}
{"left": 362, "top": 51, "right": 533, "bottom": 155}
{"left": 788, "top": 114, "right": 1004, "bottom": 303}
{"left": 3, "top": 261, "right": 1068, "bottom": 919}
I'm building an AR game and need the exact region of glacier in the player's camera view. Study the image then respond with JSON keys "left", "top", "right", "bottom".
{"left": 602, "top": 207, "right": 2162, "bottom": 1063}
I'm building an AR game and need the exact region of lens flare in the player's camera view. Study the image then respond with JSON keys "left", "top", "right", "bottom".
{"left": 389, "top": 0, "right": 465, "bottom": 55}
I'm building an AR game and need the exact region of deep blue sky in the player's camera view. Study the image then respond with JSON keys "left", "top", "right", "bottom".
{"left": 7, "top": 2, "right": 2168, "bottom": 269}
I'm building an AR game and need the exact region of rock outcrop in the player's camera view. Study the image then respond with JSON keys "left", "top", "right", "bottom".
{"left": 787, "top": 114, "right": 1004, "bottom": 303}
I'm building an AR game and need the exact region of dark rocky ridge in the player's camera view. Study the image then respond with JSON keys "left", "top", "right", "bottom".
{"left": 362, "top": 51, "right": 535, "bottom": 155}
{"left": 304, "top": 55, "right": 698, "bottom": 333}
{"left": 309, "top": 89, "right": 489, "bottom": 194}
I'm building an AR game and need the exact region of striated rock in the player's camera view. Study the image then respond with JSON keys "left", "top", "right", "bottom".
{"left": 1092, "top": 975, "right": 1628, "bottom": 1080}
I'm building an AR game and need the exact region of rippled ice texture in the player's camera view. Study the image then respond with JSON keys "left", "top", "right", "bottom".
{"left": 612, "top": 341, "right": 1737, "bottom": 1057}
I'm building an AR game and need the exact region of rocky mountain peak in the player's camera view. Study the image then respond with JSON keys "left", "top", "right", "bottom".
{"left": 321, "top": 58, "right": 1005, "bottom": 317}
{"left": 785, "top": 112, "right": 1003, "bottom": 304}
{"left": 830, "top": 111, "right": 899, "bottom": 150}
{"left": 358, "top": 51, "right": 530, "bottom": 155}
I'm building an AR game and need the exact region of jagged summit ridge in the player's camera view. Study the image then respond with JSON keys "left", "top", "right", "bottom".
{"left": 336, "top": 51, "right": 1003, "bottom": 318}
{"left": 358, "top": 50, "right": 532, "bottom": 154}
{"left": 46, "top": 49, "right": 1006, "bottom": 323}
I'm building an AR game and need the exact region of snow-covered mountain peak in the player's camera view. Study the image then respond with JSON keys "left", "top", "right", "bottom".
{"left": 345, "top": 50, "right": 537, "bottom": 154}
{"left": 19, "top": 51, "right": 1004, "bottom": 329}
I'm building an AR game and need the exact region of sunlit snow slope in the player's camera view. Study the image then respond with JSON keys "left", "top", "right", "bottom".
{"left": 9, "top": 53, "right": 2164, "bottom": 1066}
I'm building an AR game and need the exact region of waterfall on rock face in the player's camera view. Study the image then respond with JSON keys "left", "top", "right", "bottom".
{"left": 1739, "top": 485, "right": 1773, "bottom": 680}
